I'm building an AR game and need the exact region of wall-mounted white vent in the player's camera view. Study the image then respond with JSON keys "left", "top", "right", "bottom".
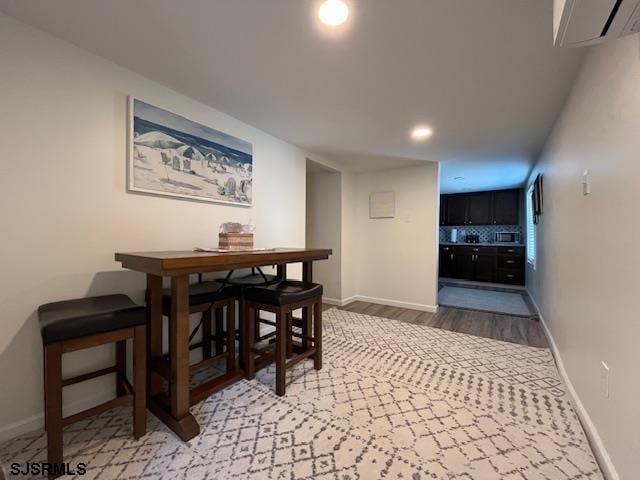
{"left": 554, "top": 0, "right": 640, "bottom": 47}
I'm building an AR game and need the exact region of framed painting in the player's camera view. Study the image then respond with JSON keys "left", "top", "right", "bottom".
{"left": 128, "top": 97, "right": 253, "bottom": 206}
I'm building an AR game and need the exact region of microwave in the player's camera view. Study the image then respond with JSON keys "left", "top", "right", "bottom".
{"left": 495, "top": 232, "right": 520, "bottom": 243}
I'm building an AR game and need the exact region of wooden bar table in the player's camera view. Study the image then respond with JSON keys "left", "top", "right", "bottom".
{"left": 114, "top": 248, "right": 331, "bottom": 441}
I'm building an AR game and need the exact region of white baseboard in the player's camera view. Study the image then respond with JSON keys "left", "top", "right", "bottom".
{"left": 322, "top": 295, "right": 358, "bottom": 307}
{"left": 322, "top": 296, "right": 348, "bottom": 306}
{"left": 0, "top": 390, "right": 113, "bottom": 443}
{"left": 526, "top": 289, "right": 619, "bottom": 480}
{"left": 324, "top": 294, "right": 438, "bottom": 312}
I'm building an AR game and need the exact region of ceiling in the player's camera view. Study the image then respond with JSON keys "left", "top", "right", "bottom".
{"left": 0, "top": 0, "right": 586, "bottom": 193}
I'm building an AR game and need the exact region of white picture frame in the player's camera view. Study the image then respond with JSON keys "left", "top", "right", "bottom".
{"left": 369, "top": 191, "right": 395, "bottom": 218}
{"left": 127, "top": 96, "right": 253, "bottom": 206}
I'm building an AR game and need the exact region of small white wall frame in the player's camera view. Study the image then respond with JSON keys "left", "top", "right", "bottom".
{"left": 369, "top": 191, "right": 395, "bottom": 218}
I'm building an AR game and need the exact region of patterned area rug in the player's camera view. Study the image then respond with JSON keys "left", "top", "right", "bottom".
{"left": 0, "top": 308, "right": 601, "bottom": 479}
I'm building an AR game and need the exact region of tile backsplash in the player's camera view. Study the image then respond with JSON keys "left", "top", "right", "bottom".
{"left": 439, "top": 225, "right": 522, "bottom": 243}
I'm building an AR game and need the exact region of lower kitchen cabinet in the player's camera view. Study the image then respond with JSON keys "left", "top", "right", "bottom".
{"left": 439, "top": 245, "right": 455, "bottom": 277}
{"left": 454, "top": 252, "right": 476, "bottom": 279}
{"left": 475, "top": 254, "right": 496, "bottom": 282}
{"left": 439, "top": 244, "right": 524, "bottom": 285}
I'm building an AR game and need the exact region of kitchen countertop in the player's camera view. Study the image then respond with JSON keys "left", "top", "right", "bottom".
{"left": 440, "top": 242, "right": 525, "bottom": 247}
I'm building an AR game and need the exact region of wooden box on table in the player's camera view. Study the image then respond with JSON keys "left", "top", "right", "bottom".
{"left": 219, "top": 232, "right": 254, "bottom": 250}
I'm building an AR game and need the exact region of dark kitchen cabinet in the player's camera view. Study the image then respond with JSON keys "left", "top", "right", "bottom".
{"left": 440, "top": 188, "right": 521, "bottom": 226}
{"left": 439, "top": 196, "right": 447, "bottom": 226}
{"left": 439, "top": 245, "right": 455, "bottom": 277}
{"left": 496, "top": 245, "right": 525, "bottom": 284}
{"left": 474, "top": 254, "right": 496, "bottom": 282}
{"left": 439, "top": 245, "right": 523, "bottom": 285}
{"left": 454, "top": 252, "right": 475, "bottom": 279}
{"left": 492, "top": 189, "right": 519, "bottom": 225}
{"left": 445, "top": 194, "right": 467, "bottom": 226}
{"left": 466, "top": 192, "right": 492, "bottom": 225}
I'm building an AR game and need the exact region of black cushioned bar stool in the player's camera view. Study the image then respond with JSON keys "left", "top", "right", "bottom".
{"left": 161, "top": 279, "right": 238, "bottom": 402}
{"left": 215, "top": 268, "right": 280, "bottom": 365}
{"left": 243, "top": 280, "right": 323, "bottom": 396}
{"left": 38, "top": 294, "right": 146, "bottom": 478}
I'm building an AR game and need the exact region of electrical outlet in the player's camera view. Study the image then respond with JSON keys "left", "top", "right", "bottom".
{"left": 601, "top": 361, "right": 611, "bottom": 399}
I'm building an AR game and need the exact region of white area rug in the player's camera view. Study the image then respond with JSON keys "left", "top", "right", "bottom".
{"left": 0, "top": 309, "right": 600, "bottom": 479}
{"left": 439, "top": 286, "right": 533, "bottom": 316}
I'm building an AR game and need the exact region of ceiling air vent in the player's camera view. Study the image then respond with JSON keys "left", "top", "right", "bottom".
{"left": 554, "top": 0, "right": 640, "bottom": 47}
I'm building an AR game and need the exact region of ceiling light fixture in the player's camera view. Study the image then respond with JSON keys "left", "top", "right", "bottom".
{"left": 318, "top": 0, "right": 349, "bottom": 26}
{"left": 411, "top": 125, "right": 433, "bottom": 140}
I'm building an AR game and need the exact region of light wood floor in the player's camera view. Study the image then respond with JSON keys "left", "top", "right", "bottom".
{"left": 324, "top": 301, "right": 548, "bottom": 348}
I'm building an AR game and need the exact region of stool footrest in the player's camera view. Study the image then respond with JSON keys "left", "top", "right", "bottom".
{"left": 62, "top": 365, "right": 118, "bottom": 387}
{"left": 251, "top": 345, "right": 275, "bottom": 356}
{"left": 285, "top": 348, "right": 316, "bottom": 370}
{"left": 257, "top": 331, "right": 277, "bottom": 342}
{"left": 290, "top": 331, "right": 315, "bottom": 343}
{"left": 62, "top": 394, "right": 132, "bottom": 427}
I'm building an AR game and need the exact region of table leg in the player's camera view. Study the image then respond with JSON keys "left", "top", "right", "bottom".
{"left": 148, "top": 274, "right": 199, "bottom": 441}
{"left": 146, "top": 274, "right": 164, "bottom": 399}
{"left": 170, "top": 275, "right": 199, "bottom": 438}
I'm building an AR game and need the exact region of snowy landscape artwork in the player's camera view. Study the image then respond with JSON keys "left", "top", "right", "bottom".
{"left": 128, "top": 98, "right": 253, "bottom": 206}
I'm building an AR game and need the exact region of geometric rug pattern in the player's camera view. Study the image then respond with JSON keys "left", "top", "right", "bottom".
{"left": 0, "top": 308, "right": 602, "bottom": 479}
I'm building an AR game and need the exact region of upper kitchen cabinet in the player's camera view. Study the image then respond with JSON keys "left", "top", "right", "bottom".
{"left": 439, "top": 195, "right": 447, "bottom": 226}
{"left": 445, "top": 194, "right": 467, "bottom": 226}
{"left": 440, "top": 188, "right": 521, "bottom": 226}
{"left": 466, "top": 191, "right": 492, "bottom": 225}
{"left": 491, "top": 189, "right": 520, "bottom": 225}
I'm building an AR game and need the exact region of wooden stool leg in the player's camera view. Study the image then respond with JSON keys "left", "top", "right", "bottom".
{"left": 44, "top": 343, "right": 63, "bottom": 474}
{"left": 237, "top": 297, "right": 245, "bottom": 369}
{"left": 275, "top": 308, "right": 286, "bottom": 396}
{"left": 285, "top": 313, "right": 293, "bottom": 358}
{"left": 245, "top": 303, "right": 256, "bottom": 379}
{"left": 43, "top": 346, "right": 48, "bottom": 432}
{"left": 133, "top": 325, "right": 147, "bottom": 439}
{"left": 254, "top": 308, "right": 260, "bottom": 342}
{"left": 202, "top": 309, "right": 212, "bottom": 359}
{"left": 226, "top": 301, "right": 236, "bottom": 372}
{"left": 116, "top": 340, "right": 127, "bottom": 396}
{"left": 313, "top": 300, "right": 322, "bottom": 370}
{"left": 301, "top": 307, "right": 310, "bottom": 350}
{"left": 214, "top": 308, "right": 224, "bottom": 355}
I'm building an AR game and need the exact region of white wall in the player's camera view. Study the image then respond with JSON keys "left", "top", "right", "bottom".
{"left": 0, "top": 13, "right": 307, "bottom": 438}
{"left": 340, "top": 170, "right": 358, "bottom": 301}
{"left": 304, "top": 157, "right": 440, "bottom": 310}
{"left": 526, "top": 34, "right": 640, "bottom": 480}
{"left": 352, "top": 164, "right": 440, "bottom": 311}
{"left": 306, "top": 168, "right": 341, "bottom": 300}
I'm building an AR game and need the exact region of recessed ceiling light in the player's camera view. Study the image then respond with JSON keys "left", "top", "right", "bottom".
{"left": 318, "top": 0, "right": 349, "bottom": 26}
{"left": 411, "top": 125, "right": 433, "bottom": 140}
